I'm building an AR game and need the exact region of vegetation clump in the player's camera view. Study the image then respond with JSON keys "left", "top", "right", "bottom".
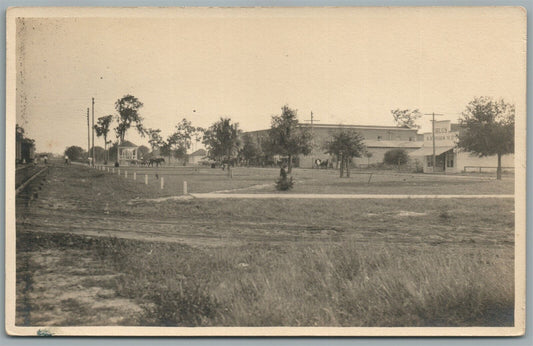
{"left": 275, "top": 165, "right": 294, "bottom": 191}
{"left": 383, "top": 149, "right": 409, "bottom": 166}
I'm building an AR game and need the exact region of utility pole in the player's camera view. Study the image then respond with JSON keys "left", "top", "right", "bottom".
{"left": 304, "top": 111, "right": 320, "bottom": 154}
{"left": 87, "top": 108, "right": 90, "bottom": 164}
{"left": 305, "top": 111, "right": 320, "bottom": 129}
{"left": 424, "top": 112, "right": 443, "bottom": 172}
{"left": 91, "top": 97, "right": 95, "bottom": 166}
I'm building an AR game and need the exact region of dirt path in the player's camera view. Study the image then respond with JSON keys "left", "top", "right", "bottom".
{"left": 189, "top": 193, "right": 514, "bottom": 199}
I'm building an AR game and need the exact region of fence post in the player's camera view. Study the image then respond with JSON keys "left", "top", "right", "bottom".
{"left": 118, "top": 169, "right": 120, "bottom": 176}
{"left": 145, "top": 174, "right": 148, "bottom": 185}
{"left": 183, "top": 181, "right": 188, "bottom": 194}
{"left": 112, "top": 168, "right": 115, "bottom": 174}
{"left": 133, "top": 172, "right": 136, "bottom": 180}
{"left": 161, "top": 176, "right": 164, "bottom": 189}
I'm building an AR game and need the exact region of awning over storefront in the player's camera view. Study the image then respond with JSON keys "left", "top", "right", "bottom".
{"left": 410, "top": 146, "right": 454, "bottom": 157}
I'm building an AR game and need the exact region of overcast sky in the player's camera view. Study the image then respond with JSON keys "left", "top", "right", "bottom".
{"left": 15, "top": 7, "right": 526, "bottom": 154}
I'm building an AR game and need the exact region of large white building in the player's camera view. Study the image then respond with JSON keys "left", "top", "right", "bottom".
{"left": 245, "top": 123, "right": 421, "bottom": 168}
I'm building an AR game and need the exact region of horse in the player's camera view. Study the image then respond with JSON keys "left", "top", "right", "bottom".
{"left": 149, "top": 158, "right": 165, "bottom": 167}
{"left": 319, "top": 159, "right": 329, "bottom": 169}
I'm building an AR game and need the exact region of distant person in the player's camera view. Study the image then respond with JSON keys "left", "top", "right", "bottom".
{"left": 64, "top": 155, "right": 69, "bottom": 165}
{"left": 280, "top": 164, "right": 288, "bottom": 179}
{"left": 43, "top": 155, "right": 48, "bottom": 165}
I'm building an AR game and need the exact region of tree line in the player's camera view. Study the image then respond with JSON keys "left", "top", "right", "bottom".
{"left": 64, "top": 95, "right": 515, "bottom": 180}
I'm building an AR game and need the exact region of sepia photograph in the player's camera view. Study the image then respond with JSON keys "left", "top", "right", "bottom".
{"left": 5, "top": 6, "right": 526, "bottom": 336}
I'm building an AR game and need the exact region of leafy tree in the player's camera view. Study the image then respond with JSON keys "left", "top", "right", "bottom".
{"left": 268, "top": 105, "right": 312, "bottom": 173}
{"left": 64, "top": 146, "right": 85, "bottom": 162}
{"left": 239, "top": 134, "right": 261, "bottom": 166}
{"left": 94, "top": 115, "right": 113, "bottom": 163}
{"left": 138, "top": 145, "right": 150, "bottom": 160}
{"left": 324, "top": 130, "right": 366, "bottom": 178}
{"left": 203, "top": 118, "right": 241, "bottom": 174}
{"left": 167, "top": 133, "right": 187, "bottom": 164}
{"left": 107, "top": 142, "right": 118, "bottom": 163}
{"left": 365, "top": 151, "right": 373, "bottom": 167}
{"left": 146, "top": 128, "right": 164, "bottom": 152}
{"left": 457, "top": 97, "right": 515, "bottom": 180}
{"left": 114, "top": 95, "right": 145, "bottom": 144}
{"left": 168, "top": 119, "right": 204, "bottom": 165}
{"left": 391, "top": 108, "right": 422, "bottom": 129}
{"left": 160, "top": 140, "right": 173, "bottom": 163}
{"left": 89, "top": 146, "right": 106, "bottom": 163}
{"left": 383, "top": 149, "right": 409, "bottom": 169}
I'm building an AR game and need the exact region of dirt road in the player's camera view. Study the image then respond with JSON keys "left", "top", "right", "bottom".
{"left": 16, "top": 164, "right": 514, "bottom": 248}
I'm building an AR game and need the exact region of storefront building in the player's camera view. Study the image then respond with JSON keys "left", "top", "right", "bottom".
{"left": 411, "top": 120, "right": 514, "bottom": 173}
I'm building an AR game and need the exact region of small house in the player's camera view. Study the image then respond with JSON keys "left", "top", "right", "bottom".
{"left": 189, "top": 149, "right": 207, "bottom": 165}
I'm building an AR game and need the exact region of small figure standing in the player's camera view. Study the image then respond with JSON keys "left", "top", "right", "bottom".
{"left": 280, "top": 163, "right": 288, "bottom": 178}
{"left": 43, "top": 155, "right": 48, "bottom": 165}
{"left": 276, "top": 163, "right": 293, "bottom": 191}
{"left": 64, "top": 155, "right": 69, "bottom": 165}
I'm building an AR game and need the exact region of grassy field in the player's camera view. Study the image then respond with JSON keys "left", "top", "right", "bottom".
{"left": 96, "top": 165, "right": 514, "bottom": 195}
{"left": 15, "top": 164, "right": 515, "bottom": 327}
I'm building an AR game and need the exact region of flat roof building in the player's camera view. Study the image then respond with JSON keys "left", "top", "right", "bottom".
{"left": 244, "top": 123, "right": 421, "bottom": 168}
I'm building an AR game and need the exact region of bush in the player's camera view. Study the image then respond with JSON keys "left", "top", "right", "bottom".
{"left": 275, "top": 175, "right": 294, "bottom": 191}
{"left": 383, "top": 149, "right": 409, "bottom": 166}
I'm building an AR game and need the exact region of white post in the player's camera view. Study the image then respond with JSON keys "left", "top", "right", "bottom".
{"left": 133, "top": 172, "right": 137, "bottom": 180}
{"left": 107, "top": 167, "right": 109, "bottom": 172}
{"left": 183, "top": 181, "right": 188, "bottom": 194}
{"left": 160, "top": 176, "right": 164, "bottom": 189}
{"left": 112, "top": 168, "right": 115, "bottom": 174}
{"left": 145, "top": 174, "right": 148, "bottom": 185}
{"left": 125, "top": 171, "right": 128, "bottom": 178}
{"left": 118, "top": 169, "right": 120, "bottom": 175}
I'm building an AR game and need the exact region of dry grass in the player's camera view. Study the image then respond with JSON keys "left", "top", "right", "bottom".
{"left": 18, "top": 231, "right": 514, "bottom": 327}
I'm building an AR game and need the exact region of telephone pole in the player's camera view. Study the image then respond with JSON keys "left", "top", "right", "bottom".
{"left": 304, "top": 111, "right": 320, "bottom": 136}
{"left": 424, "top": 112, "right": 443, "bottom": 172}
{"left": 91, "top": 97, "right": 95, "bottom": 166}
{"left": 86, "top": 108, "right": 90, "bottom": 164}
{"left": 304, "top": 111, "right": 320, "bottom": 151}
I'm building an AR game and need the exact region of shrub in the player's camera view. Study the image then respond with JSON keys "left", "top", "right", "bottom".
{"left": 383, "top": 149, "right": 409, "bottom": 166}
{"left": 275, "top": 175, "right": 294, "bottom": 191}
